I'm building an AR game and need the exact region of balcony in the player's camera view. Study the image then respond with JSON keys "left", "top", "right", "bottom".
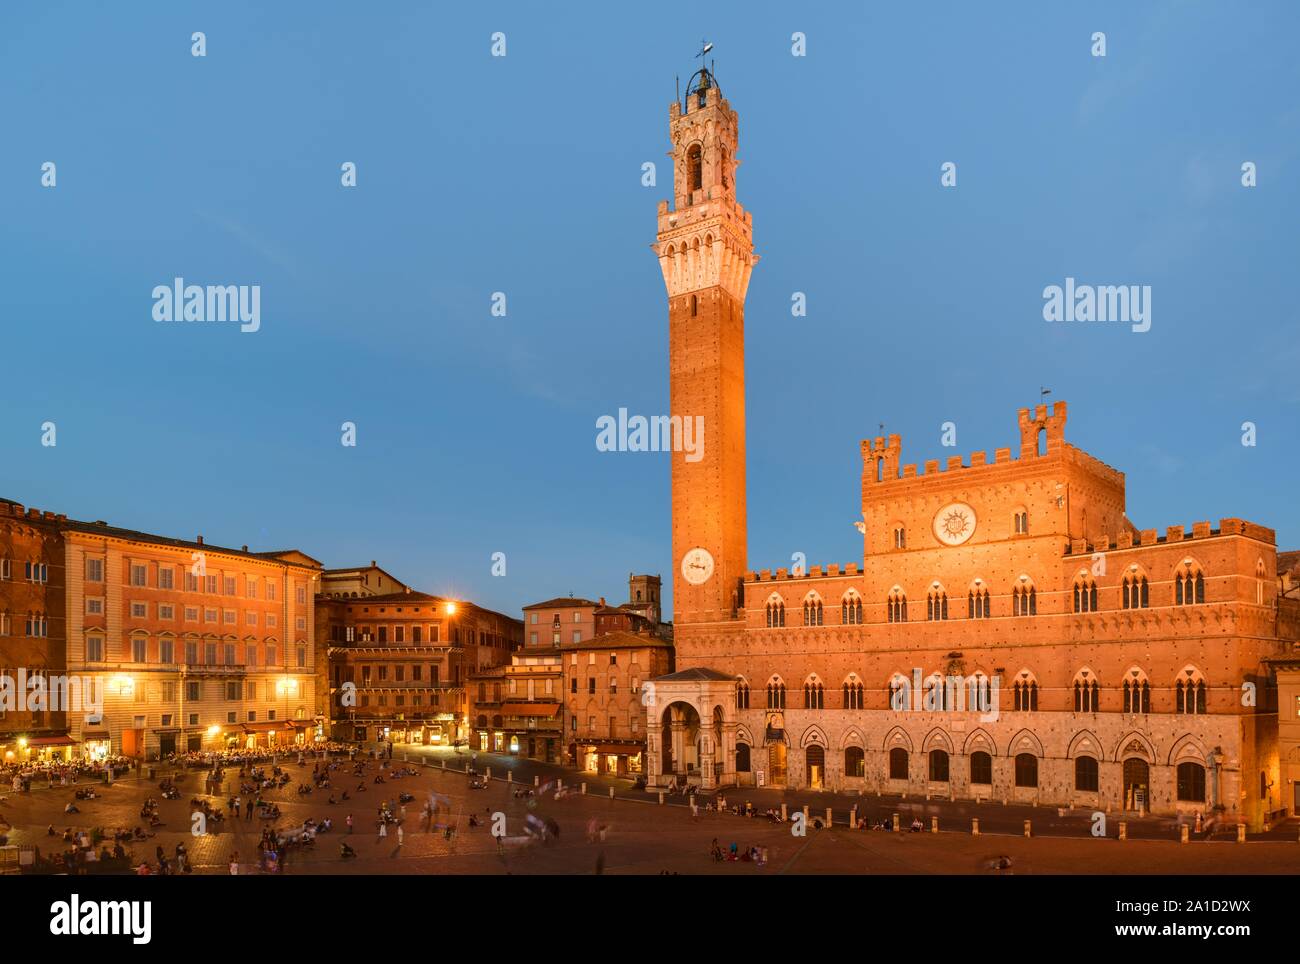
{"left": 180, "top": 661, "right": 248, "bottom": 677}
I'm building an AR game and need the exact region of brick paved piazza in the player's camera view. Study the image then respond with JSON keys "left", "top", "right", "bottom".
{"left": 3, "top": 753, "right": 1299, "bottom": 875}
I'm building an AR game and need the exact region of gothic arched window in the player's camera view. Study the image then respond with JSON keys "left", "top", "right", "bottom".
{"left": 887, "top": 589, "right": 907, "bottom": 623}
{"left": 687, "top": 143, "right": 703, "bottom": 194}
{"left": 1123, "top": 572, "right": 1150, "bottom": 609}
{"left": 1013, "top": 579, "right": 1037, "bottom": 616}
{"left": 1122, "top": 670, "right": 1151, "bottom": 714}
{"left": 927, "top": 587, "right": 948, "bottom": 621}
{"left": 1073, "top": 574, "right": 1098, "bottom": 613}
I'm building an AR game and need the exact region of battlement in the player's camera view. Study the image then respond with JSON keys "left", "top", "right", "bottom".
{"left": 0, "top": 500, "right": 66, "bottom": 523}
{"left": 860, "top": 434, "right": 901, "bottom": 484}
{"left": 746, "top": 562, "right": 860, "bottom": 583}
{"left": 1018, "top": 400, "right": 1067, "bottom": 458}
{"left": 1063, "top": 517, "right": 1276, "bottom": 556}
{"left": 861, "top": 400, "right": 1124, "bottom": 491}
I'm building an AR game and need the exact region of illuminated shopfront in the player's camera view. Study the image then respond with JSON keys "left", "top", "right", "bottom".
{"left": 575, "top": 742, "right": 643, "bottom": 776}
{"left": 83, "top": 734, "right": 112, "bottom": 762}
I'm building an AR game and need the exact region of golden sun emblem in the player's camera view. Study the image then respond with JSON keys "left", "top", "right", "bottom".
{"left": 933, "top": 502, "right": 977, "bottom": 545}
{"left": 941, "top": 509, "right": 970, "bottom": 538}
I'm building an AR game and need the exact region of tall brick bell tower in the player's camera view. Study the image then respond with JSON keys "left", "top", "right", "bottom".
{"left": 656, "top": 61, "right": 757, "bottom": 629}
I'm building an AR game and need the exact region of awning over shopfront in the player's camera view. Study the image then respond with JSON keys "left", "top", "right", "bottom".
{"left": 500, "top": 702, "right": 561, "bottom": 718}
{"left": 242, "top": 722, "right": 297, "bottom": 733}
{"left": 81, "top": 731, "right": 111, "bottom": 741}
{"left": 22, "top": 735, "right": 79, "bottom": 747}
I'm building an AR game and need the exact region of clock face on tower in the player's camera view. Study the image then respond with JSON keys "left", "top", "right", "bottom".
{"left": 933, "top": 502, "right": 977, "bottom": 546}
{"left": 681, "top": 547, "right": 715, "bottom": 585}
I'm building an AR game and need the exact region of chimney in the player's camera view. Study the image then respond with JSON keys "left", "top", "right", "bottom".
{"left": 242, "top": 545, "right": 249, "bottom": 552}
{"left": 599, "top": 597, "right": 606, "bottom": 607}
{"left": 196, "top": 535, "right": 204, "bottom": 545}
{"left": 371, "top": 560, "right": 377, "bottom": 568}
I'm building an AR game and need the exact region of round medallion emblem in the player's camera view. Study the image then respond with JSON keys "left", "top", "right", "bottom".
{"left": 933, "top": 502, "right": 977, "bottom": 546}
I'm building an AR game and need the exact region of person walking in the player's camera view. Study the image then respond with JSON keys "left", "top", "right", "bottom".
{"left": 230, "top": 851, "right": 239, "bottom": 875}
{"left": 346, "top": 813, "right": 353, "bottom": 834}
{"left": 397, "top": 824, "right": 404, "bottom": 848}
{"left": 378, "top": 820, "right": 387, "bottom": 839}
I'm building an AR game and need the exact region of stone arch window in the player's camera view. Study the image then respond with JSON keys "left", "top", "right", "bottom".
{"left": 968, "top": 579, "right": 991, "bottom": 619}
{"left": 1072, "top": 668, "right": 1100, "bottom": 712}
{"left": 967, "top": 672, "right": 993, "bottom": 713}
{"left": 1122, "top": 566, "right": 1150, "bottom": 609}
{"left": 1014, "top": 752, "right": 1039, "bottom": 788}
{"left": 924, "top": 672, "right": 952, "bottom": 712}
{"left": 841, "top": 591, "right": 863, "bottom": 625}
{"left": 1122, "top": 668, "right": 1151, "bottom": 714}
{"left": 888, "top": 747, "right": 909, "bottom": 781}
{"left": 802, "top": 594, "right": 824, "bottom": 627}
{"left": 926, "top": 583, "right": 948, "bottom": 621}
{"left": 1013, "top": 508, "right": 1029, "bottom": 535}
{"left": 766, "top": 677, "right": 786, "bottom": 710}
{"left": 803, "top": 676, "right": 825, "bottom": 710}
{"left": 689, "top": 293, "right": 698, "bottom": 317}
{"left": 888, "top": 672, "right": 911, "bottom": 711}
{"left": 764, "top": 595, "right": 786, "bottom": 628}
{"left": 892, "top": 525, "right": 906, "bottom": 549}
{"left": 1075, "top": 755, "right": 1100, "bottom": 792}
{"left": 1013, "top": 575, "right": 1037, "bottom": 616}
{"left": 1257, "top": 559, "right": 1267, "bottom": 605}
{"left": 969, "top": 751, "right": 992, "bottom": 785}
{"left": 1175, "top": 667, "right": 1207, "bottom": 715}
{"left": 844, "top": 745, "right": 865, "bottom": 778}
{"left": 842, "top": 674, "right": 864, "bottom": 710}
{"left": 928, "top": 749, "right": 950, "bottom": 782}
{"left": 1012, "top": 671, "right": 1038, "bottom": 712}
{"left": 735, "top": 680, "right": 750, "bottom": 710}
{"left": 1174, "top": 560, "right": 1206, "bottom": 606}
{"left": 1073, "top": 572, "right": 1099, "bottom": 613}
{"left": 1177, "top": 761, "right": 1206, "bottom": 802}
{"left": 687, "top": 142, "right": 703, "bottom": 194}
{"left": 886, "top": 588, "right": 908, "bottom": 623}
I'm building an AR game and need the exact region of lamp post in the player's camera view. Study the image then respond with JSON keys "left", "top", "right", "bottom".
{"left": 443, "top": 601, "right": 458, "bottom": 746}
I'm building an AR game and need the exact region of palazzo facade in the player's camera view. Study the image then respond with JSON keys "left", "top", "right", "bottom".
{"left": 644, "top": 65, "right": 1297, "bottom": 831}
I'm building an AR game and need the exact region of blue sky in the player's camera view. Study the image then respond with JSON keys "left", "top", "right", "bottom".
{"left": 2, "top": 1, "right": 1297, "bottom": 617}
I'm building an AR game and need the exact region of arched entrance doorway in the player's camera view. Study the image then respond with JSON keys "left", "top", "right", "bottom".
{"left": 806, "top": 744, "right": 825, "bottom": 789}
{"left": 660, "top": 702, "right": 701, "bottom": 783}
{"left": 767, "top": 743, "right": 787, "bottom": 786}
{"left": 1123, "top": 757, "right": 1150, "bottom": 812}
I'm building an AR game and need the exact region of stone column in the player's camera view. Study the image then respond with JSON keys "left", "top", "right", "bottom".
{"left": 721, "top": 721, "right": 738, "bottom": 787}
{"left": 699, "top": 729, "right": 716, "bottom": 790}
{"left": 669, "top": 719, "right": 686, "bottom": 777}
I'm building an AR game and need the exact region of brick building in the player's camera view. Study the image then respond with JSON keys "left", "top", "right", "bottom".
{"left": 472, "top": 579, "right": 674, "bottom": 771}
{"left": 62, "top": 523, "right": 323, "bottom": 760}
{"left": 562, "top": 600, "right": 674, "bottom": 776}
{"left": 643, "top": 64, "right": 1298, "bottom": 830}
{"left": 326, "top": 590, "right": 521, "bottom": 746}
{"left": 0, "top": 499, "right": 69, "bottom": 761}
{"left": 4, "top": 497, "right": 324, "bottom": 761}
